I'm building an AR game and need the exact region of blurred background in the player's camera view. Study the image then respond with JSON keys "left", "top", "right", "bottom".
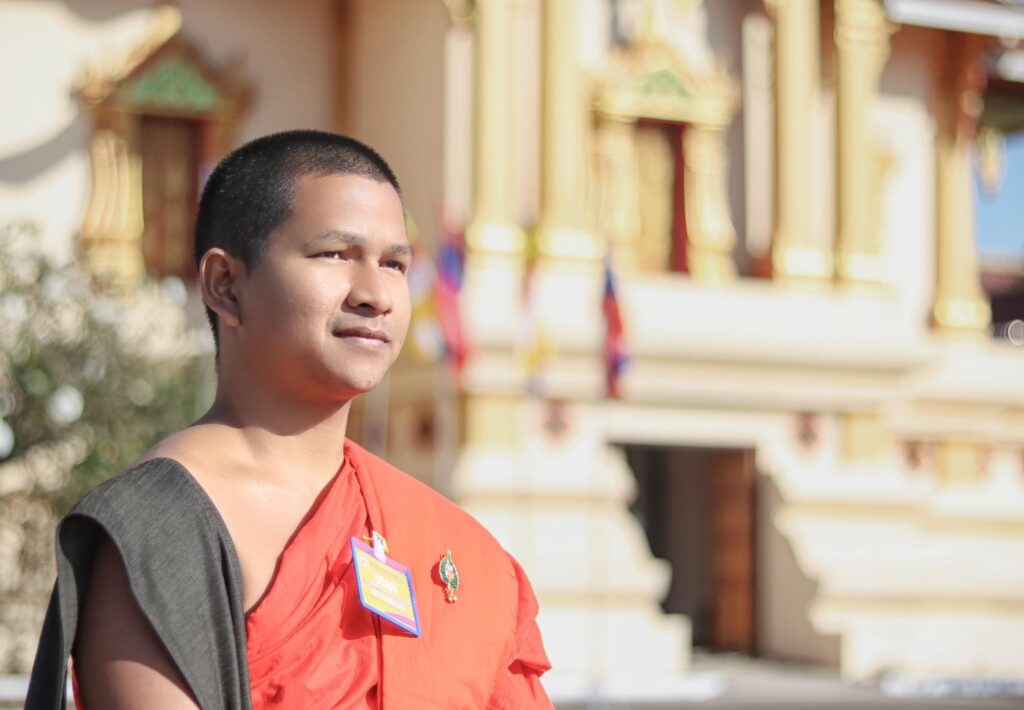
{"left": 3, "top": 0, "right": 1024, "bottom": 707}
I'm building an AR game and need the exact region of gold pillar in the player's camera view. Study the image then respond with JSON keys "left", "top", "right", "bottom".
{"left": 932, "top": 32, "right": 991, "bottom": 336}
{"left": 537, "top": 0, "right": 595, "bottom": 260}
{"left": 78, "top": 126, "right": 145, "bottom": 287}
{"left": 635, "top": 124, "right": 675, "bottom": 271}
{"left": 684, "top": 124, "right": 738, "bottom": 283}
{"left": 595, "top": 116, "right": 642, "bottom": 270}
{"left": 465, "top": 0, "right": 525, "bottom": 256}
{"left": 834, "top": 0, "right": 892, "bottom": 289}
{"left": 766, "top": 0, "right": 831, "bottom": 284}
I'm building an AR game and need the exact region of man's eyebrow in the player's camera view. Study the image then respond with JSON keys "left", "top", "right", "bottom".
{"left": 305, "top": 230, "right": 413, "bottom": 257}
{"left": 304, "top": 230, "right": 365, "bottom": 248}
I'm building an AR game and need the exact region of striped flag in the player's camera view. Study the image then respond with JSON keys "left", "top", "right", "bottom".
{"left": 436, "top": 219, "right": 469, "bottom": 378}
{"left": 603, "top": 257, "right": 627, "bottom": 399}
{"left": 406, "top": 236, "right": 446, "bottom": 363}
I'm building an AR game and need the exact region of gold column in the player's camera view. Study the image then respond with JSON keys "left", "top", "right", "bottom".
{"left": 766, "top": 0, "right": 831, "bottom": 284}
{"left": 834, "top": 0, "right": 892, "bottom": 289}
{"left": 595, "top": 116, "right": 641, "bottom": 270}
{"left": 932, "top": 32, "right": 991, "bottom": 336}
{"left": 78, "top": 124, "right": 145, "bottom": 287}
{"left": 537, "top": 0, "right": 595, "bottom": 260}
{"left": 684, "top": 124, "right": 738, "bottom": 283}
{"left": 465, "top": 0, "right": 525, "bottom": 256}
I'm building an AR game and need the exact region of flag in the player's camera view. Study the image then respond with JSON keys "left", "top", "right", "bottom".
{"left": 407, "top": 238, "right": 446, "bottom": 363}
{"left": 603, "top": 257, "right": 627, "bottom": 398}
{"left": 436, "top": 219, "right": 469, "bottom": 378}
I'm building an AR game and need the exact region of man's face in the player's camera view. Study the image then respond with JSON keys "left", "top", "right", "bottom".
{"left": 234, "top": 173, "right": 412, "bottom": 401}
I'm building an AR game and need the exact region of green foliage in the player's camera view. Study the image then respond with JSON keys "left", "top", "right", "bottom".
{"left": 0, "top": 222, "right": 212, "bottom": 514}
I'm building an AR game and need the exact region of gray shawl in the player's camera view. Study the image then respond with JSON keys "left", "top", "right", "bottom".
{"left": 25, "top": 458, "right": 252, "bottom": 709}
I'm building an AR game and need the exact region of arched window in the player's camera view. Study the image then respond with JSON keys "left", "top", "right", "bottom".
{"left": 77, "top": 21, "right": 248, "bottom": 286}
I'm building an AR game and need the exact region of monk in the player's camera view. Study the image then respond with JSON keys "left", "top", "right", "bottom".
{"left": 26, "top": 131, "right": 553, "bottom": 709}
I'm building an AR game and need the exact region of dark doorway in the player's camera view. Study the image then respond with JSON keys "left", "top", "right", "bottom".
{"left": 624, "top": 445, "right": 757, "bottom": 653}
{"left": 139, "top": 115, "right": 202, "bottom": 280}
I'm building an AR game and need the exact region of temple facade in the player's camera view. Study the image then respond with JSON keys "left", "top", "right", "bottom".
{"left": 354, "top": 0, "right": 1024, "bottom": 685}
{"left": 4, "top": 0, "right": 1024, "bottom": 688}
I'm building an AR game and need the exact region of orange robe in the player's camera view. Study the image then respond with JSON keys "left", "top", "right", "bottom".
{"left": 72, "top": 440, "right": 552, "bottom": 709}
{"left": 246, "top": 439, "right": 552, "bottom": 709}
{"left": 245, "top": 454, "right": 378, "bottom": 708}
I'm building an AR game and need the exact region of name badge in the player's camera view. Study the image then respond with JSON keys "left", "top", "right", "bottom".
{"left": 351, "top": 535, "right": 421, "bottom": 636}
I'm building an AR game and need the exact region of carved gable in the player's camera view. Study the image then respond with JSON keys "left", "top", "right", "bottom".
{"left": 76, "top": 9, "right": 250, "bottom": 286}
{"left": 594, "top": 39, "right": 735, "bottom": 127}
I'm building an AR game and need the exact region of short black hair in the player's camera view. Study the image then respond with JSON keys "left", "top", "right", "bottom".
{"left": 193, "top": 129, "right": 401, "bottom": 341}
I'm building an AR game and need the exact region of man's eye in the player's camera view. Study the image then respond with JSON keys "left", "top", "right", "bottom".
{"left": 318, "top": 251, "right": 344, "bottom": 259}
{"left": 384, "top": 260, "right": 408, "bottom": 273}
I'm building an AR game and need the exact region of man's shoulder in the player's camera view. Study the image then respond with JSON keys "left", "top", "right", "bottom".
{"left": 60, "top": 458, "right": 240, "bottom": 621}
{"left": 67, "top": 458, "right": 216, "bottom": 545}
{"left": 52, "top": 460, "right": 248, "bottom": 710}
{"left": 72, "top": 457, "right": 196, "bottom": 515}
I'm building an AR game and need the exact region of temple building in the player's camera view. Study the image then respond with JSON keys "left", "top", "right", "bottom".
{"left": 4, "top": 0, "right": 1024, "bottom": 691}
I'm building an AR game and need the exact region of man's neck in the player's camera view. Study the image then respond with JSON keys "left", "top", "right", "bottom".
{"left": 193, "top": 372, "right": 354, "bottom": 490}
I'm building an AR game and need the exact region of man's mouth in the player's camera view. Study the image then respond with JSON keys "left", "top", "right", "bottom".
{"left": 333, "top": 326, "right": 390, "bottom": 345}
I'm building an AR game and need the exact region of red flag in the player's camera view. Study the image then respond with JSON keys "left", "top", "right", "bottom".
{"left": 436, "top": 219, "right": 468, "bottom": 378}
{"left": 603, "top": 258, "right": 627, "bottom": 398}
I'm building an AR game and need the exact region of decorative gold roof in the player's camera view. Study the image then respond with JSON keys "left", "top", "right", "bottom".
{"left": 76, "top": 5, "right": 248, "bottom": 120}
{"left": 593, "top": 36, "right": 737, "bottom": 128}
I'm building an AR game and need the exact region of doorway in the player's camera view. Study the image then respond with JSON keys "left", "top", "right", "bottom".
{"left": 139, "top": 115, "right": 202, "bottom": 280}
{"left": 624, "top": 445, "right": 758, "bottom": 653}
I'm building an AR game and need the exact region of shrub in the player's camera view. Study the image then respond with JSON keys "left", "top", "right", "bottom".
{"left": 0, "top": 221, "right": 211, "bottom": 671}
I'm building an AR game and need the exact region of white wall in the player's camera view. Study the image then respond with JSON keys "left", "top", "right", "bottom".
{"left": 756, "top": 468, "right": 842, "bottom": 664}
{"left": 340, "top": 0, "right": 448, "bottom": 248}
{"left": 879, "top": 25, "right": 938, "bottom": 334}
{"left": 176, "top": 0, "right": 336, "bottom": 142}
{"left": 0, "top": 0, "right": 335, "bottom": 263}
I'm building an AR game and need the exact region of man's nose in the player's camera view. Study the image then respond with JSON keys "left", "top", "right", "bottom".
{"left": 346, "top": 263, "right": 393, "bottom": 315}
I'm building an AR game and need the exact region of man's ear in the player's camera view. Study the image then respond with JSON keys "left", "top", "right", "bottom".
{"left": 198, "top": 248, "right": 244, "bottom": 329}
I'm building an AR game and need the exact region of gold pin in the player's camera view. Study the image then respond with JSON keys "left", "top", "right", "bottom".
{"left": 439, "top": 550, "right": 460, "bottom": 603}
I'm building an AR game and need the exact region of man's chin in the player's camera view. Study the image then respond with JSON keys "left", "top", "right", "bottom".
{"left": 327, "top": 372, "right": 387, "bottom": 399}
